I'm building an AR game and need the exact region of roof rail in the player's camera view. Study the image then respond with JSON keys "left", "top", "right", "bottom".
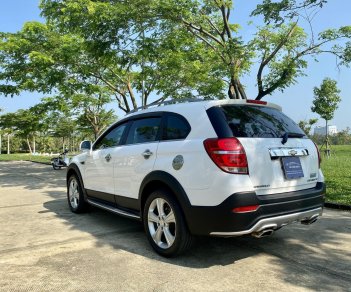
{"left": 126, "top": 98, "right": 205, "bottom": 115}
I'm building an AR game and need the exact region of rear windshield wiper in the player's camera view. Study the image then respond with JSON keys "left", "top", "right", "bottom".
{"left": 281, "top": 132, "right": 305, "bottom": 144}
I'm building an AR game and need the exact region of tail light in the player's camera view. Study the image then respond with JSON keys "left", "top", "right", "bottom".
{"left": 203, "top": 138, "right": 248, "bottom": 174}
{"left": 313, "top": 141, "right": 321, "bottom": 168}
{"left": 246, "top": 100, "right": 267, "bottom": 105}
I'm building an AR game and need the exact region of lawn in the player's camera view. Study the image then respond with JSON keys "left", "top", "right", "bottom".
{"left": 320, "top": 145, "right": 351, "bottom": 206}
{"left": 0, "top": 153, "right": 52, "bottom": 164}
{"left": 1, "top": 146, "right": 350, "bottom": 205}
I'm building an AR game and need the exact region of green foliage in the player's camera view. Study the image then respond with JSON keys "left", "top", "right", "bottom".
{"left": 298, "top": 118, "right": 318, "bottom": 136}
{"left": 311, "top": 78, "right": 341, "bottom": 121}
{"left": 251, "top": 0, "right": 327, "bottom": 24}
{"left": 1, "top": 0, "right": 351, "bottom": 106}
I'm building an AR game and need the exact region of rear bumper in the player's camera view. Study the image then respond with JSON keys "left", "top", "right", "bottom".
{"left": 210, "top": 207, "right": 322, "bottom": 236}
{"left": 185, "top": 182, "right": 325, "bottom": 236}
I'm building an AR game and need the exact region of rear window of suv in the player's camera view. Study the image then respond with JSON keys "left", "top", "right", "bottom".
{"left": 209, "top": 105, "right": 306, "bottom": 138}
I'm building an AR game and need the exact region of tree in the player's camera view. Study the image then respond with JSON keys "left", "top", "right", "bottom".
{"left": 298, "top": 118, "right": 318, "bottom": 137}
{"left": 152, "top": 0, "right": 351, "bottom": 99}
{"left": 43, "top": 90, "right": 117, "bottom": 140}
{"left": 1, "top": 0, "right": 351, "bottom": 108}
{"left": 0, "top": 8, "right": 220, "bottom": 113}
{"left": 0, "top": 106, "right": 47, "bottom": 153}
{"left": 0, "top": 107, "right": 2, "bottom": 154}
{"left": 311, "top": 78, "right": 341, "bottom": 154}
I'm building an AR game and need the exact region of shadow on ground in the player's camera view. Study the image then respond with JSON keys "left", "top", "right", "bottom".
{"left": 0, "top": 161, "right": 66, "bottom": 191}
{"left": 2, "top": 161, "right": 351, "bottom": 291}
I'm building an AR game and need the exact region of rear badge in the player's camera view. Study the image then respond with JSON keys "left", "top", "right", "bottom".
{"left": 172, "top": 155, "right": 184, "bottom": 170}
{"left": 254, "top": 185, "right": 271, "bottom": 188}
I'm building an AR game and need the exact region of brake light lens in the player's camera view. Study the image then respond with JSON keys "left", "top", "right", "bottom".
{"left": 246, "top": 100, "right": 267, "bottom": 105}
{"left": 203, "top": 138, "right": 248, "bottom": 174}
{"left": 232, "top": 205, "right": 260, "bottom": 213}
{"left": 313, "top": 141, "right": 321, "bottom": 168}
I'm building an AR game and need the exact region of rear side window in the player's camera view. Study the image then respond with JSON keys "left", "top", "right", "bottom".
{"left": 162, "top": 114, "right": 190, "bottom": 141}
{"left": 210, "top": 105, "right": 305, "bottom": 138}
{"left": 126, "top": 117, "right": 161, "bottom": 144}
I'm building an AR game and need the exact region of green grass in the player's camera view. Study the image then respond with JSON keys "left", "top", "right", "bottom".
{"left": 320, "top": 145, "right": 351, "bottom": 205}
{"left": 0, "top": 153, "right": 52, "bottom": 164}
{"left": 1, "top": 146, "right": 351, "bottom": 206}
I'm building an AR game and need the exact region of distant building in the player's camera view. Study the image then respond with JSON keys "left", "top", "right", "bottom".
{"left": 314, "top": 125, "right": 338, "bottom": 136}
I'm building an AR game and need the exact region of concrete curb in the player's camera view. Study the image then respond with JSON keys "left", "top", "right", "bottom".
{"left": 325, "top": 202, "right": 351, "bottom": 211}
{"left": 29, "top": 160, "right": 52, "bottom": 166}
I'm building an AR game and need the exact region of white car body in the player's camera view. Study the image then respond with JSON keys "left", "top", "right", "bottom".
{"left": 67, "top": 99, "right": 325, "bottom": 256}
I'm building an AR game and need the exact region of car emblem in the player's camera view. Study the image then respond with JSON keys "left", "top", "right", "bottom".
{"left": 288, "top": 150, "right": 297, "bottom": 156}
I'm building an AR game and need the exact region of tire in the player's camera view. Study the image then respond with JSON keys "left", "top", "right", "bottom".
{"left": 52, "top": 160, "right": 60, "bottom": 170}
{"left": 143, "top": 189, "right": 193, "bottom": 257}
{"left": 67, "top": 174, "right": 89, "bottom": 213}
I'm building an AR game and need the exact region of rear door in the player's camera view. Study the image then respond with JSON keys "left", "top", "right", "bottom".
{"left": 208, "top": 104, "right": 319, "bottom": 195}
{"left": 113, "top": 116, "right": 162, "bottom": 199}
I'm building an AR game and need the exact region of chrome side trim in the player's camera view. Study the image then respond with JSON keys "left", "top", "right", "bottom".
{"left": 87, "top": 199, "right": 140, "bottom": 220}
{"left": 210, "top": 207, "right": 323, "bottom": 237}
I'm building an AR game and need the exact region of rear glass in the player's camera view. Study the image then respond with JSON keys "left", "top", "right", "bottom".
{"left": 220, "top": 105, "right": 306, "bottom": 138}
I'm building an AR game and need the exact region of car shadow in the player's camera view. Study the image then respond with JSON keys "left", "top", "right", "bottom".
{"left": 43, "top": 197, "right": 260, "bottom": 268}
{"left": 42, "top": 195, "right": 351, "bottom": 288}
{"left": 2, "top": 162, "right": 351, "bottom": 290}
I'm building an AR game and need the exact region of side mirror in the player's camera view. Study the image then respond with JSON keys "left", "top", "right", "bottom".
{"left": 79, "top": 140, "right": 92, "bottom": 153}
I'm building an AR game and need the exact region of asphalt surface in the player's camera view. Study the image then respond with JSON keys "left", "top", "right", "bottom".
{"left": 0, "top": 161, "right": 350, "bottom": 292}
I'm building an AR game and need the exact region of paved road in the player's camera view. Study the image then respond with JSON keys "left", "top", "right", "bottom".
{"left": 0, "top": 161, "right": 350, "bottom": 292}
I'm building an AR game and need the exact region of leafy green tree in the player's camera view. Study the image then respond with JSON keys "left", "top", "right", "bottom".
{"left": 329, "top": 127, "right": 351, "bottom": 145}
{"left": 0, "top": 105, "right": 47, "bottom": 153}
{"left": 298, "top": 118, "right": 318, "bottom": 137}
{"left": 311, "top": 78, "right": 341, "bottom": 152}
{"left": 153, "top": 0, "right": 351, "bottom": 99}
{"left": 0, "top": 8, "right": 219, "bottom": 112}
{"left": 43, "top": 90, "right": 117, "bottom": 140}
{"left": 1, "top": 0, "right": 351, "bottom": 108}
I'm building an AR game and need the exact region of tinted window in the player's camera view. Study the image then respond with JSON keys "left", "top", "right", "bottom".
{"left": 220, "top": 105, "right": 305, "bottom": 138}
{"left": 163, "top": 115, "right": 190, "bottom": 140}
{"left": 126, "top": 118, "right": 161, "bottom": 144}
{"left": 94, "top": 124, "right": 127, "bottom": 150}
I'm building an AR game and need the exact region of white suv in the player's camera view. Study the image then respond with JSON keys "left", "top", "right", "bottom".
{"left": 67, "top": 99, "right": 325, "bottom": 257}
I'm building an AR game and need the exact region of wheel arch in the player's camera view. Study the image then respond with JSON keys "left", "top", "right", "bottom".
{"left": 66, "top": 163, "right": 88, "bottom": 201}
{"left": 139, "top": 171, "right": 192, "bottom": 223}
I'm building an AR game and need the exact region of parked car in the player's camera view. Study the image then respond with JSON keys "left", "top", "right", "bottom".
{"left": 66, "top": 99, "right": 325, "bottom": 257}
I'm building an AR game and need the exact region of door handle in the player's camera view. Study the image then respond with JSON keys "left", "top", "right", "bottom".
{"left": 142, "top": 149, "right": 153, "bottom": 159}
{"left": 105, "top": 153, "right": 112, "bottom": 162}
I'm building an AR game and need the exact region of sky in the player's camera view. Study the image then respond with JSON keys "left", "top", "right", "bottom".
{"left": 0, "top": 0, "right": 350, "bottom": 131}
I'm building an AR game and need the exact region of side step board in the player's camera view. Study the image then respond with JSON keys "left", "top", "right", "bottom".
{"left": 87, "top": 199, "right": 141, "bottom": 220}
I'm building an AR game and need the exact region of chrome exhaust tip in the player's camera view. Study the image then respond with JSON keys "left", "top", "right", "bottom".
{"left": 252, "top": 228, "right": 275, "bottom": 238}
{"left": 301, "top": 214, "right": 319, "bottom": 225}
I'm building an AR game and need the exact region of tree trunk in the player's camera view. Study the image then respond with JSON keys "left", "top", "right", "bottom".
{"left": 228, "top": 78, "right": 247, "bottom": 99}
{"left": 0, "top": 134, "right": 2, "bottom": 154}
{"left": 33, "top": 136, "right": 36, "bottom": 154}
{"left": 26, "top": 137, "right": 32, "bottom": 154}
{"left": 7, "top": 134, "right": 10, "bottom": 154}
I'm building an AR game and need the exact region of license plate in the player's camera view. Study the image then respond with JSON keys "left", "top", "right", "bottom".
{"left": 282, "top": 156, "right": 304, "bottom": 179}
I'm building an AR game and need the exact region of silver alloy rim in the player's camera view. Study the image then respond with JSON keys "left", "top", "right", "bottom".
{"left": 69, "top": 178, "right": 79, "bottom": 209}
{"left": 147, "top": 198, "right": 176, "bottom": 249}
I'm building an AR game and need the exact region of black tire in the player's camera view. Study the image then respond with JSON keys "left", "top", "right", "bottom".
{"left": 143, "top": 189, "right": 193, "bottom": 257}
{"left": 67, "top": 174, "right": 89, "bottom": 213}
{"left": 52, "top": 159, "right": 61, "bottom": 170}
